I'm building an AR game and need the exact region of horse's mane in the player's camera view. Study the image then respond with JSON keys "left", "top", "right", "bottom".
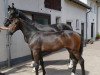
{"left": 18, "top": 10, "right": 33, "bottom": 24}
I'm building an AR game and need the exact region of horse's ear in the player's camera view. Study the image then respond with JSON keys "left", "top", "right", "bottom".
{"left": 12, "top": 3, "right": 15, "bottom": 8}
{"left": 8, "top": 5, "right": 11, "bottom": 11}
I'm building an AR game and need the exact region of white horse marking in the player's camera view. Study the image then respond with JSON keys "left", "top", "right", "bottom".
{"left": 71, "top": 72, "right": 75, "bottom": 75}
{"left": 68, "top": 59, "right": 73, "bottom": 68}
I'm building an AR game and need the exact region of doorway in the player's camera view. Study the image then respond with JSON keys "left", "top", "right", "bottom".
{"left": 91, "top": 23, "right": 94, "bottom": 38}
{"left": 81, "top": 23, "right": 84, "bottom": 39}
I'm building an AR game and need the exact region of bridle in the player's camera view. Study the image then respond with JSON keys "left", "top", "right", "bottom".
{"left": 4, "top": 9, "right": 20, "bottom": 26}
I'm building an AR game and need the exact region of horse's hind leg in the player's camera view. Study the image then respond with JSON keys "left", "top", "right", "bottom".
{"left": 71, "top": 57, "right": 78, "bottom": 75}
{"left": 79, "top": 57, "right": 85, "bottom": 75}
{"left": 68, "top": 54, "right": 74, "bottom": 69}
{"left": 40, "top": 53, "right": 46, "bottom": 75}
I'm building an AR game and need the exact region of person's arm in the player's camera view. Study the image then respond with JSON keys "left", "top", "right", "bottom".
{"left": 0, "top": 26, "right": 9, "bottom": 30}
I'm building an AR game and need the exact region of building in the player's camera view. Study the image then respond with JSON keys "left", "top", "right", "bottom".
{"left": 96, "top": 0, "right": 100, "bottom": 35}
{"left": 0, "top": 0, "right": 91, "bottom": 68}
{"left": 86, "top": 0, "right": 97, "bottom": 40}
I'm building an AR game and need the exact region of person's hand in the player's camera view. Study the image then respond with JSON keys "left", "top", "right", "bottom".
{"left": 0, "top": 26, "right": 9, "bottom": 30}
{"left": 0, "top": 26, "right": 10, "bottom": 32}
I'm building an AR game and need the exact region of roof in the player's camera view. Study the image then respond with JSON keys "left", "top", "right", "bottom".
{"left": 69, "top": 0, "right": 91, "bottom": 9}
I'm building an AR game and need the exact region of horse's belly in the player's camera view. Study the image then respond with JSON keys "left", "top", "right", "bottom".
{"left": 41, "top": 41, "right": 63, "bottom": 51}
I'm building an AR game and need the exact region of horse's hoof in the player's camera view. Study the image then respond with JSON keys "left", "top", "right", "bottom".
{"left": 32, "top": 66, "right": 41, "bottom": 72}
{"left": 30, "top": 61, "right": 35, "bottom": 67}
{"left": 68, "top": 65, "right": 73, "bottom": 69}
{"left": 71, "top": 72, "right": 75, "bottom": 75}
{"left": 32, "top": 68, "right": 35, "bottom": 72}
{"left": 0, "top": 73, "right": 5, "bottom": 75}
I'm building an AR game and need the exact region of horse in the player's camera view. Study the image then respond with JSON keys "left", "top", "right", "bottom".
{"left": 3, "top": 4, "right": 85, "bottom": 75}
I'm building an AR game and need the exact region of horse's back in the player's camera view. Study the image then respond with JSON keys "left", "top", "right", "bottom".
{"left": 29, "top": 30, "right": 81, "bottom": 51}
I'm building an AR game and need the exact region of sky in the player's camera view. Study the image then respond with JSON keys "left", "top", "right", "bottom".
{"left": 80, "top": 0, "right": 87, "bottom": 4}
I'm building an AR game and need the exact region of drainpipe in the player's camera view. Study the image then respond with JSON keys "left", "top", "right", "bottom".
{"left": 4, "top": 0, "right": 11, "bottom": 67}
{"left": 97, "top": 4, "right": 100, "bottom": 35}
{"left": 86, "top": 9, "right": 91, "bottom": 44}
{"left": 96, "top": 6, "right": 98, "bottom": 35}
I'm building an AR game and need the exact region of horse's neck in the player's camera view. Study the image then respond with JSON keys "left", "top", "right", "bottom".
{"left": 20, "top": 20, "right": 38, "bottom": 43}
{"left": 19, "top": 11, "right": 33, "bottom": 24}
{"left": 18, "top": 11, "right": 38, "bottom": 42}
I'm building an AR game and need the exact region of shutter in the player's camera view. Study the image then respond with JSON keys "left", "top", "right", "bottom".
{"left": 45, "top": 0, "right": 51, "bottom": 8}
{"left": 44, "top": 0, "right": 61, "bottom": 11}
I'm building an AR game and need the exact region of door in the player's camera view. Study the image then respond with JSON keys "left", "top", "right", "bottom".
{"left": 81, "top": 23, "right": 84, "bottom": 39}
{"left": 91, "top": 23, "right": 94, "bottom": 38}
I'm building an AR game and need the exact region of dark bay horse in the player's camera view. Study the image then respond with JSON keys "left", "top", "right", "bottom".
{"left": 4, "top": 5, "right": 85, "bottom": 75}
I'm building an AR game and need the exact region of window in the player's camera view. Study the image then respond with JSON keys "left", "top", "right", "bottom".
{"left": 67, "top": 22, "right": 72, "bottom": 26}
{"left": 66, "top": 20, "right": 73, "bottom": 30}
{"left": 32, "top": 13, "right": 51, "bottom": 25}
{"left": 76, "top": 19, "right": 79, "bottom": 30}
{"left": 44, "top": 0, "right": 61, "bottom": 11}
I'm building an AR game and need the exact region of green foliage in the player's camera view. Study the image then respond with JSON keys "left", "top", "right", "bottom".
{"left": 96, "top": 33, "right": 100, "bottom": 39}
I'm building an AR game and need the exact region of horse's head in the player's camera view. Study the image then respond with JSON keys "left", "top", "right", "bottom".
{"left": 4, "top": 3, "right": 21, "bottom": 35}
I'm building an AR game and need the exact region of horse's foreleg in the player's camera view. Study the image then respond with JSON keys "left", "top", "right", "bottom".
{"left": 32, "top": 50, "right": 40, "bottom": 75}
{"left": 79, "top": 57, "right": 85, "bottom": 75}
{"left": 40, "top": 53, "right": 46, "bottom": 75}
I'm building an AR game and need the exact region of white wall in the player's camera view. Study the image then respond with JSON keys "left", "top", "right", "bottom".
{"left": 61, "top": 0, "right": 87, "bottom": 35}
{"left": 0, "top": 0, "right": 8, "bottom": 62}
{"left": 87, "top": 0, "right": 97, "bottom": 40}
{"left": 7, "top": 0, "right": 87, "bottom": 60}
{"left": 98, "top": 7, "right": 100, "bottom": 33}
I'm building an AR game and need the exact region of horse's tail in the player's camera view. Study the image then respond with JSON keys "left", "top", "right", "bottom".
{"left": 79, "top": 34, "right": 84, "bottom": 55}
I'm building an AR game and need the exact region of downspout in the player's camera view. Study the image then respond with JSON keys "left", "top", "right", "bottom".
{"left": 97, "top": 5, "right": 99, "bottom": 35}
{"left": 86, "top": 9, "right": 91, "bottom": 44}
{"left": 96, "top": 6, "right": 98, "bottom": 34}
{"left": 4, "top": 0, "right": 11, "bottom": 67}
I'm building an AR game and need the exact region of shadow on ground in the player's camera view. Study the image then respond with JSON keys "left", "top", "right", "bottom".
{"left": 5, "top": 59, "right": 89, "bottom": 75}
{"left": 44, "top": 59, "right": 69, "bottom": 66}
{"left": 46, "top": 68, "right": 89, "bottom": 75}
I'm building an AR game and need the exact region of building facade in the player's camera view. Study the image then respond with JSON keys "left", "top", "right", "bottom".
{"left": 0, "top": 0, "right": 92, "bottom": 68}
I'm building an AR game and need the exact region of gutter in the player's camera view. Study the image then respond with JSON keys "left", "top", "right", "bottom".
{"left": 96, "top": 6, "right": 99, "bottom": 34}
{"left": 69, "top": 0, "right": 91, "bottom": 9}
{"left": 4, "top": 0, "right": 11, "bottom": 67}
{"left": 96, "top": 1, "right": 100, "bottom": 35}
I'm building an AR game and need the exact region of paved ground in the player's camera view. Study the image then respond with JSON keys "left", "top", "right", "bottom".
{"left": 1, "top": 41, "right": 100, "bottom": 75}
